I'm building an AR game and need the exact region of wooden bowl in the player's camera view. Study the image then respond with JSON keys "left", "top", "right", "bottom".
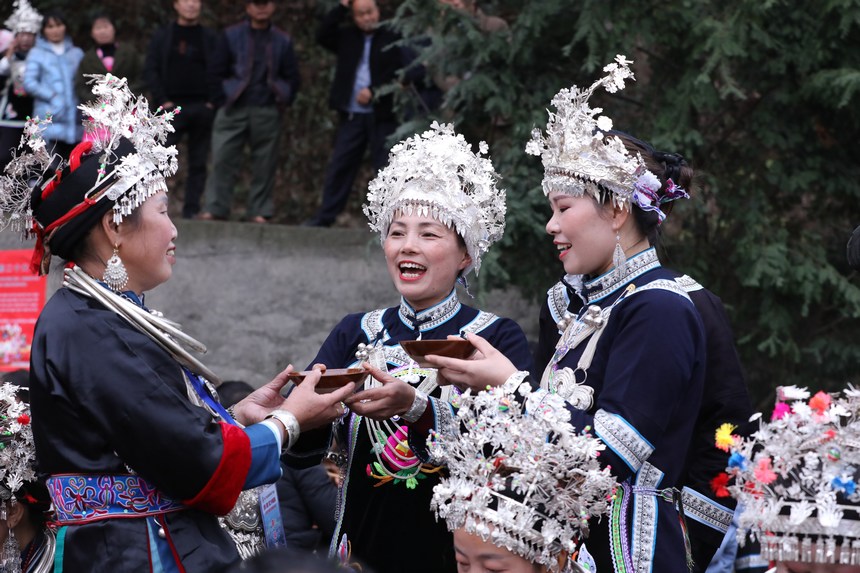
{"left": 400, "top": 339, "right": 474, "bottom": 368}
{"left": 285, "top": 367, "right": 368, "bottom": 393}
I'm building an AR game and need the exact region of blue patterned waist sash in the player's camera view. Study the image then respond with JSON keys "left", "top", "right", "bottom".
{"left": 47, "top": 474, "right": 186, "bottom": 525}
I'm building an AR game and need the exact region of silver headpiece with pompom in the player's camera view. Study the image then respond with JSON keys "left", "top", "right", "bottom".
{"left": 77, "top": 74, "right": 179, "bottom": 224}
{"left": 363, "top": 122, "right": 506, "bottom": 276}
{"left": 718, "top": 385, "right": 860, "bottom": 565}
{"left": 4, "top": 0, "right": 43, "bottom": 35}
{"left": 429, "top": 381, "right": 618, "bottom": 571}
{"left": 0, "top": 74, "right": 178, "bottom": 240}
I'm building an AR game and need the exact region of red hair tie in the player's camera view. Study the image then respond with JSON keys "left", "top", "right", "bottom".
{"left": 41, "top": 140, "right": 93, "bottom": 200}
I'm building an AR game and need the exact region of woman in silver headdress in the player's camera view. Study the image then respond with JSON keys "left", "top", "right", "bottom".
{"left": 0, "top": 75, "right": 353, "bottom": 571}
{"left": 286, "top": 123, "right": 533, "bottom": 573}
{"left": 428, "top": 56, "right": 736, "bottom": 573}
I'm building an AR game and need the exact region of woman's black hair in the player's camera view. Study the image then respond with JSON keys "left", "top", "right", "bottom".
{"left": 66, "top": 203, "right": 143, "bottom": 269}
{"left": 41, "top": 10, "right": 68, "bottom": 33}
{"left": 604, "top": 130, "right": 695, "bottom": 247}
{"left": 16, "top": 480, "right": 52, "bottom": 527}
{"left": 90, "top": 12, "right": 114, "bottom": 28}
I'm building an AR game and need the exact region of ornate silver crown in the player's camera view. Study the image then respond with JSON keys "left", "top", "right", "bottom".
{"left": 78, "top": 74, "right": 179, "bottom": 224}
{"left": 0, "top": 74, "right": 179, "bottom": 238}
{"left": 4, "top": 0, "right": 42, "bottom": 35}
{"left": 526, "top": 55, "right": 653, "bottom": 208}
{"left": 429, "top": 381, "right": 618, "bottom": 571}
{"left": 363, "top": 122, "right": 506, "bottom": 276}
{"left": 0, "top": 383, "right": 36, "bottom": 501}
{"left": 718, "top": 385, "right": 860, "bottom": 565}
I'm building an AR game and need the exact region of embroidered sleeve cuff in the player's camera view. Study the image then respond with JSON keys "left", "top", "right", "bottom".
{"left": 502, "top": 370, "right": 531, "bottom": 393}
{"left": 182, "top": 422, "right": 251, "bottom": 515}
{"left": 593, "top": 409, "right": 654, "bottom": 473}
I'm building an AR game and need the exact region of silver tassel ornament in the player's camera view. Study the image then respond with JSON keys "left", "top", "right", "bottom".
{"left": 103, "top": 247, "right": 129, "bottom": 292}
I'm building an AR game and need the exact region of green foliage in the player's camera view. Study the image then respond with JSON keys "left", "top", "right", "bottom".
{"left": 390, "top": 0, "right": 860, "bottom": 403}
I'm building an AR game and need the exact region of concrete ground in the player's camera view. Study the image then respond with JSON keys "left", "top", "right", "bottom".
{"left": 1, "top": 221, "right": 538, "bottom": 386}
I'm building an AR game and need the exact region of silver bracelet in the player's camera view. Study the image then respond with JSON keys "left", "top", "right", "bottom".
{"left": 401, "top": 389, "right": 429, "bottom": 423}
{"left": 265, "top": 410, "right": 300, "bottom": 451}
{"left": 501, "top": 370, "right": 530, "bottom": 394}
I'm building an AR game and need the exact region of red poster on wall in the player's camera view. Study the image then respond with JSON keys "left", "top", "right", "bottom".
{"left": 0, "top": 250, "right": 46, "bottom": 372}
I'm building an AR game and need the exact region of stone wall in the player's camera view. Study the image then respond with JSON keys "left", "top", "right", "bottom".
{"left": 1, "top": 221, "right": 539, "bottom": 386}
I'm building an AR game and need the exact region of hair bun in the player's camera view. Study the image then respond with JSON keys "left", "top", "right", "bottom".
{"left": 652, "top": 150, "right": 687, "bottom": 191}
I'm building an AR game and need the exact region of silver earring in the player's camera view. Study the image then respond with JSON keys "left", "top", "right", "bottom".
{"left": 612, "top": 232, "right": 627, "bottom": 274}
{"left": 1, "top": 529, "right": 21, "bottom": 573}
{"left": 612, "top": 233, "right": 627, "bottom": 280}
{"left": 103, "top": 246, "right": 129, "bottom": 292}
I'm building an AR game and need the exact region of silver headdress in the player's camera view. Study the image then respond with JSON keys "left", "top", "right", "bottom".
{"left": 715, "top": 386, "right": 860, "bottom": 565}
{"left": 0, "top": 116, "right": 53, "bottom": 236}
{"left": 0, "top": 383, "right": 36, "bottom": 502}
{"left": 4, "top": 0, "right": 43, "bottom": 35}
{"left": 364, "top": 122, "right": 506, "bottom": 276}
{"left": 526, "top": 55, "right": 686, "bottom": 216}
{"left": 77, "top": 74, "right": 179, "bottom": 225}
{"left": 0, "top": 74, "right": 178, "bottom": 273}
{"left": 429, "top": 381, "right": 618, "bottom": 571}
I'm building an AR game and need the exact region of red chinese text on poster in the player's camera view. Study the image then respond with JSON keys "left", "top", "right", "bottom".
{"left": 0, "top": 250, "right": 46, "bottom": 372}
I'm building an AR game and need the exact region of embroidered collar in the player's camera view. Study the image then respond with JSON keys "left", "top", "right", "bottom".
{"left": 398, "top": 289, "right": 461, "bottom": 333}
{"left": 583, "top": 248, "right": 661, "bottom": 303}
{"left": 90, "top": 278, "right": 147, "bottom": 309}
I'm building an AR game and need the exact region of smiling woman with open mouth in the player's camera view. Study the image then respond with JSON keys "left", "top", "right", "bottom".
{"left": 287, "top": 123, "right": 533, "bottom": 573}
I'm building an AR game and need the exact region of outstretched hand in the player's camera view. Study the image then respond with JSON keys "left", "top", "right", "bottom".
{"left": 423, "top": 332, "right": 517, "bottom": 392}
{"left": 232, "top": 365, "right": 296, "bottom": 426}
{"left": 343, "top": 362, "right": 416, "bottom": 421}
{"left": 233, "top": 365, "right": 355, "bottom": 431}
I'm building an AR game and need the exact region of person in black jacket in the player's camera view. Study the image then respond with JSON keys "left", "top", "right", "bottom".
{"left": 304, "top": 0, "right": 411, "bottom": 227}
{"left": 144, "top": 0, "right": 220, "bottom": 219}
{"left": 199, "top": 0, "right": 300, "bottom": 224}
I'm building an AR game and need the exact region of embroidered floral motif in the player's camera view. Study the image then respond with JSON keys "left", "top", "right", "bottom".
{"left": 47, "top": 474, "right": 184, "bottom": 525}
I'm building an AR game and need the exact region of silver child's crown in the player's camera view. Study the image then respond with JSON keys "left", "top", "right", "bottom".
{"left": 429, "top": 381, "right": 618, "bottom": 571}
{"left": 363, "top": 122, "right": 505, "bottom": 276}
{"left": 526, "top": 55, "right": 654, "bottom": 208}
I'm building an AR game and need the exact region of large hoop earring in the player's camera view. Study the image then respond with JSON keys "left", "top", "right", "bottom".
{"left": 103, "top": 245, "right": 129, "bottom": 292}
